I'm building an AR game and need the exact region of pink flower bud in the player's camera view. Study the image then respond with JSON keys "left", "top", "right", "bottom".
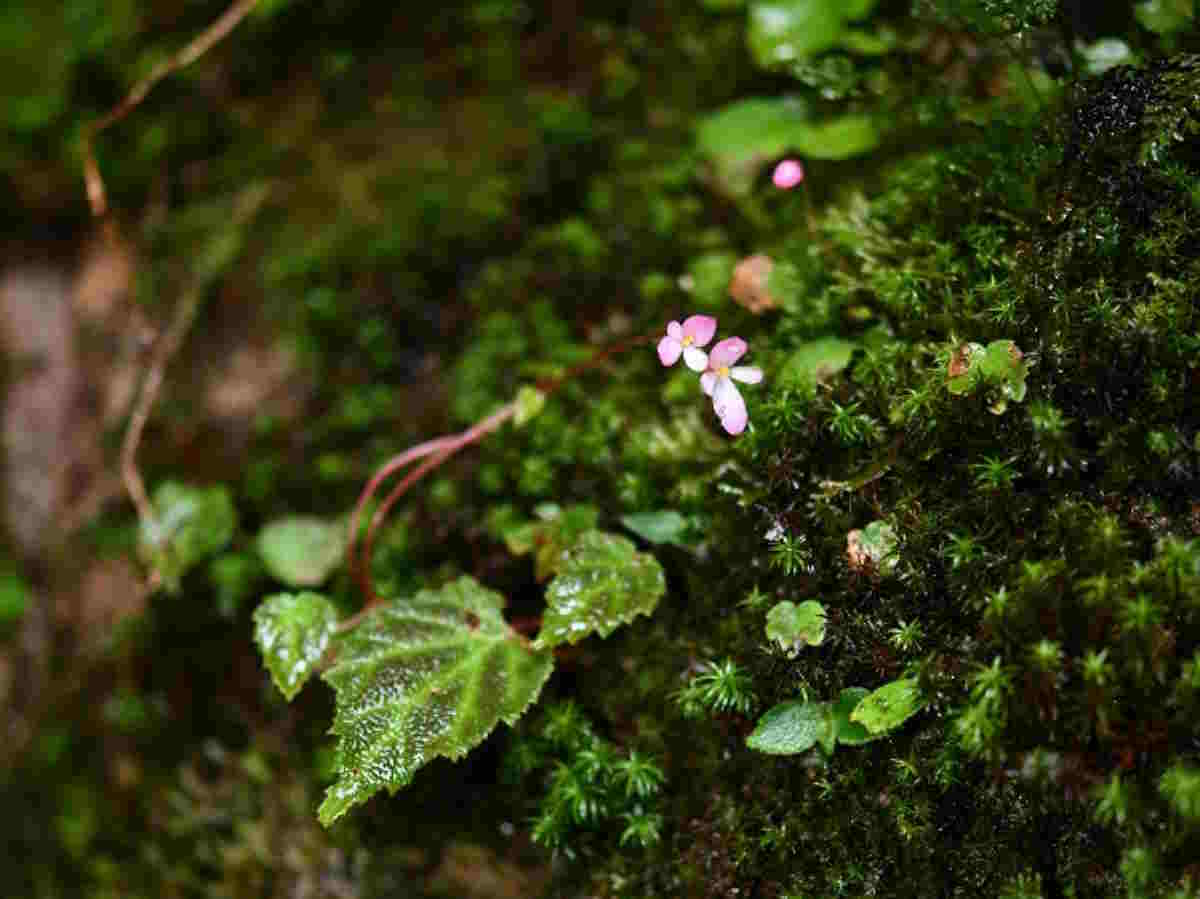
{"left": 772, "top": 159, "right": 805, "bottom": 190}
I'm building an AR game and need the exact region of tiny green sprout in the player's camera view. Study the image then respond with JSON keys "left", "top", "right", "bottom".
{"left": 1029, "top": 639, "right": 1063, "bottom": 673}
{"left": 770, "top": 531, "right": 814, "bottom": 577}
{"left": 988, "top": 293, "right": 1021, "bottom": 327}
{"left": 1119, "top": 593, "right": 1161, "bottom": 636}
{"left": 739, "top": 585, "right": 770, "bottom": 609}
{"left": 970, "top": 455, "right": 1019, "bottom": 491}
{"left": 1079, "top": 572, "right": 1117, "bottom": 606}
{"left": 983, "top": 586, "right": 1012, "bottom": 620}
{"left": 618, "top": 809, "right": 664, "bottom": 849}
{"left": 531, "top": 805, "right": 571, "bottom": 852}
{"left": 970, "top": 657, "right": 1013, "bottom": 707}
{"left": 1094, "top": 774, "right": 1130, "bottom": 826}
{"left": 614, "top": 751, "right": 665, "bottom": 799}
{"left": 945, "top": 532, "right": 983, "bottom": 570}
{"left": 998, "top": 872, "right": 1045, "bottom": 899}
{"left": 888, "top": 619, "right": 924, "bottom": 653}
{"left": 675, "top": 658, "right": 757, "bottom": 717}
{"left": 549, "top": 761, "right": 609, "bottom": 824}
{"left": 827, "top": 401, "right": 879, "bottom": 446}
{"left": 955, "top": 700, "right": 998, "bottom": 755}
{"left": 1028, "top": 400, "right": 1069, "bottom": 437}
{"left": 542, "top": 702, "right": 596, "bottom": 751}
{"left": 1081, "top": 649, "right": 1113, "bottom": 687}
{"left": 1146, "top": 429, "right": 1174, "bottom": 457}
{"left": 892, "top": 757, "right": 921, "bottom": 784}
{"left": 574, "top": 743, "right": 619, "bottom": 779}
{"left": 1148, "top": 368, "right": 1171, "bottom": 403}
{"left": 1159, "top": 765, "right": 1200, "bottom": 821}
{"left": 1120, "top": 846, "right": 1158, "bottom": 892}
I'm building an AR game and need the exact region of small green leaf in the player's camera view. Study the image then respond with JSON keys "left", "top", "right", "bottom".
{"left": 746, "top": 700, "right": 833, "bottom": 755}
{"left": 765, "top": 600, "right": 827, "bottom": 654}
{"left": 257, "top": 516, "right": 346, "bottom": 587}
{"left": 319, "top": 577, "right": 553, "bottom": 825}
{"left": 621, "top": 510, "right": 690, "bottom": 546}
{"left": 747, "top": 0, "right": 881, "bottom": 68}
{"left": 501, "top": 504, "right": 600, "bottom": 580}
{"left": 514, "top": 385, "right": 547, "bottom": 427}
{"left": 697, "top": 99, "right": 879, "bottom": 196}
{"left": 830, "top": 686, "right": 877, "bottom": 745}
{"left": 253, "top": 592, "right": 339, "bottom": 700}
{"left": 850, "top": 677, "right": 926, "bottom": 734}
{"left": 847, "top": 520, "right": 899, "bottom": 575}
{"left": 139, "top": 482, "right": 237, "bottom": 590}
{"left": 748, "top": 1, "right": 845, "bottom": 66}
{"left": 779, "top": 337, "right": 857, "bottom": 390}
{"left": 0, "top": 568, "right": 30, "bottom": 629}
{"left": 536, "top": 531, "right": 667, "bottom": 649}
{"left": 1136, "top": 0, "right": 1194, "bottom": 35}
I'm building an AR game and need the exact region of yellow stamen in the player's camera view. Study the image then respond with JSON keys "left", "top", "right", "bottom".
{"left": 717, "top": 366, "right": 730, "bottom": 378}
{"left": 681, "top": 335, "right": 694, "bottom": 347}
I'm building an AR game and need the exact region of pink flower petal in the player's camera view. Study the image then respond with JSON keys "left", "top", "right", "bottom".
{"left": 731, "top": 366, "right": 763, "bottom": 384}
{"left": 666, "top": 321, "right": 683, "bottom": 340}
{"left": 709, "top": 337, "right": 748, "bottom": 369}
{"left": 772, "top": 159, "right": 805, "bottom": 189}
{"left": 713, "top": 378, "right": 748, "bottom": 435}
{"left": 700, "top": 372, "right": 717, "bottom": 396}
{"left": 658, "top": 336, "right": 682, "bottom": 366}
{"left": 682, "top": 314, "right": 717, "bottom": 347}
{"left": 683, "top": 346, "right": 709, "bottom": 372}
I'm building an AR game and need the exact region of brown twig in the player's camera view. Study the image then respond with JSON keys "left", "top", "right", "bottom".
{"left": 120, "top": 187, "right": 269, "bottom": 545}
{"left": 82, "top": 0, "right": 260, "bottom": 218}
{"left": 344, "top": 327, "right": 660, "bottom": 615}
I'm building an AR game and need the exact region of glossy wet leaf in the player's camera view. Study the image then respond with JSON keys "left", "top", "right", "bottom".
{"left": 501, "top": 504, "right": 600, "bottom": 581}
{"left": 765, "top": 600, "right": 827, "bottom": 654}
{"left": 747, "top": 0, "right": 882, "bottom": 68}
{"left": 536, "top": 531, "right": 666, "bottom": 649}
{"left": 139, "top": 482, "right": 237, "bottom": 591}
{"left": 746, "top": 699, "right": 833, "bottom": 754}
{"left": 830, "top": 686, "right": 877, "bottom": 745}
{"left": 697, "top": 98, "right": 879, "bottom": 196}
{"left": 850, "top": 677, "right": 926, "bottom": 734}
{"left": 621, "top": 510, "right": 690, "bottom": 546}
{"left": 257, "top": 516, "right": 346, "bottom": 587}
{"left": 253, "top": 592, "right": 339, "bottom": 700}
{"left": 319, "top": 577, "right": 553, "bottom": 825}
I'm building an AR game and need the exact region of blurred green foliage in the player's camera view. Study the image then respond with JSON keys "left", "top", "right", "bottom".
{"left": 4, "top": 0, "right": 1200, "bottom": 897}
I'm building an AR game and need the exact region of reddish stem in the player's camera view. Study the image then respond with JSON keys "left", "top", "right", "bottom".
{"left": 346, "top": 326, "right": 659, "bottom": 613}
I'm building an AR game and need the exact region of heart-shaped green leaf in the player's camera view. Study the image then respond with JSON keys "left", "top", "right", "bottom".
{"left": 746, "top": 699, "right": 834, "bottom": 754}
{"left": 500, "top": 504, "right": 600, "bottom": 581}
{"left": 621, "top": 510, "right": 690, "bottom": 546}
{"left": 253, "top": 592, "right": 339, "bottom": 700}
{"left": 747, "top": 0, "right": 882, "bottom": 68}
{"left": 536, "top": 531, "right": 667, "bottom": 649}
{"left": 257, "top": 516, "right": 346, "bottom": 588}
{"left": 830, "top": 686, "right": 877, "bottom": 745}
{"left": 697, "top": 98, "right": 879, "bottom": 196}
{"left": 766, "top": 600, "right": 827, "bottom": 654}
{"left": 319, "top": 577, "right": 553, "bottom": 825}
{"left": 850, "top": 677, "right": 926, "bottom": 735}
{"left": 139, "top": 482, "right": 237, "bottom": 591}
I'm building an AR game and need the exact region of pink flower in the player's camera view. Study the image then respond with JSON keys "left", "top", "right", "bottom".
{"left": 772, "top": 159, "right": 805, "bottom": 190}
{"left": 657, "top": 315, "right": 717, "bottom": 372}
{"left": 700, "top": 338, "right": 763, "bottom": 435}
